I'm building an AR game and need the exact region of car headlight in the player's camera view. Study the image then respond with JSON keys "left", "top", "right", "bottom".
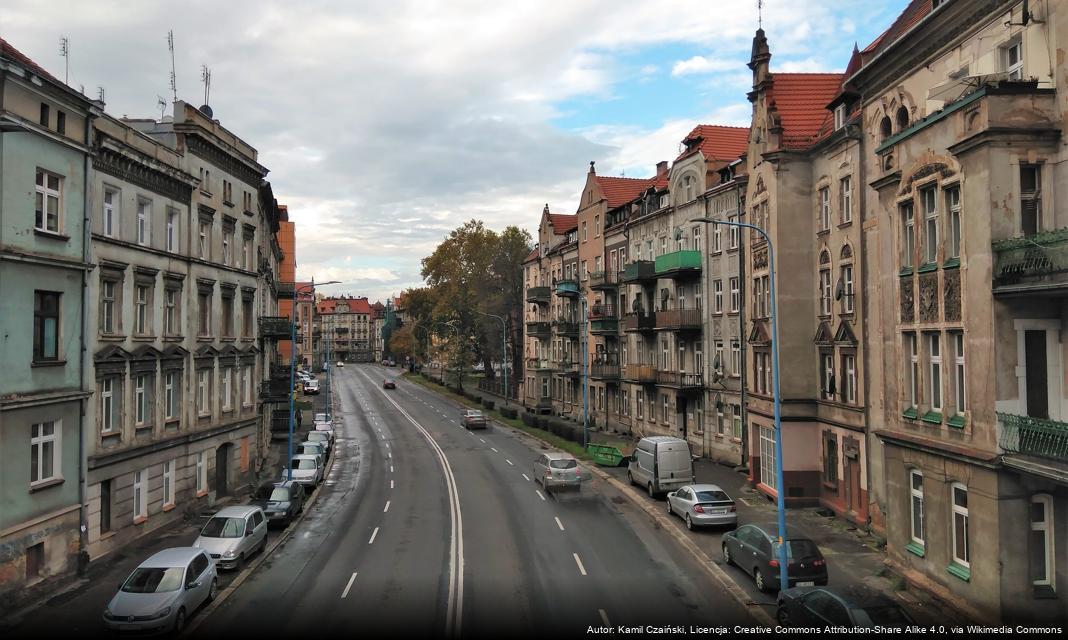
{"left": 153, "top": 606, "right": 172, "bottom": 619}
{"left": 103, "top": 608, "right": 113, "bottom": 620}
{"left": 222, "top": 549, "right": 237, "bottom": 559}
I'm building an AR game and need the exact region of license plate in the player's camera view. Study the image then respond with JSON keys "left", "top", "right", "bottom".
{"left": 712, "top": 508, "right": 727, "bottom": 514}
{"left": 797, "top": 581, "right": 815, "bottom": 586}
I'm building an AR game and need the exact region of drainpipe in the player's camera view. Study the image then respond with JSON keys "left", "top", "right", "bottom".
{"left": 77, "top": 104, "right": 97, "bottom": 575}
{"left": 853, "top": 120, "right": 875, "bottom": 532}
{"left": 738, "top": 187, "right": 749, "bottom": 471}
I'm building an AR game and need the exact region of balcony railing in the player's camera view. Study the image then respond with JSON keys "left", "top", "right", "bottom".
{"left": 591, "top": 353, "right": 620, "bottom": 380}
{"left": 552, "top": 318, "right": 579, "bottom": 336}
{"left": 555, "top": 359, "right": 580, "bottom": 376}
{"left": 526, "top": 321, "right": 551, "bottom": 338}
{"left": 526, "top": 286, "right": 551, "bottom": 304}
{"left": 623, "top": 363, "right": 657, "bottom": 383}
{"left": 259, "top": 379, "right": 291, "bottom": 403}
{"left": 992, "top": 228, "right": 1068, "bottom": 292}
{"left": 655, "top": 250, "right": 702, "bottom": 278}
{"left": 998, "top": 412, "right": 1068, "bottom": 461}
{"left": 526, "top": 358, "right": 557, "bottom": 371}
{"left": 555, "top": 279, "right": 580, "bottom": 297}
{"left": 622, "top": 312, "right": 656, "bottom": 332}
{"left": 656, "top": 370, "right": 703, "bottom": 389}
{"left": 655, "top": 308, "right": 703, "bottom": 331}
{"left": 590, "top": 270, "right": 619, "bottom": 290}
{"left": 588, "top": 304, "right": 617, "bottom": 320}
{"left": 622, "top": 260, "right": 657, "bottom": 283}
{"left": 258, "top": 316, "right": 292, "bottom": 339}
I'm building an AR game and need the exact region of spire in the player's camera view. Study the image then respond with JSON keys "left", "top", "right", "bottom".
{"left": 589, "top": 160, "right": 596, "bottom": 175}
{"left": 748, "top": 27, "right": 771, "bottom": 87}
{"left": 543, "top": 203, "right": 550, "bottom": 215}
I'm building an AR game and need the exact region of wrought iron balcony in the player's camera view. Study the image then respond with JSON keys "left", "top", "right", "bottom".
{"left": 655, "top": 250, "right": 702, "bottom": 278}
{"left": 655, "top": 308, "right": 703, "bottom": 331}
{"left": 588, "top": 304, "right": 617, "bottom": 320}
{"left": 258, "top": 316, "right": 292, "bottom": 339}
{"left": 622, "top": 260, "right": 657, "bottom": 284}
{"left": 552, "top": 318, "right": 579, "bottom": 336}
{"left": 656, "top": 370, "right": 704, "bottom": 389}
{"left": 998, "top": 412, "right": 1068, "bottom": 462}
{"left": 992, "top": 228, "right": 1068, "bottom": 293}
{"left": 526, "top": 358, "right": 557, "bottom": 371}
{"left": 622, "top": 311, "right": 656, "bottom": 332}
{"left": 526, "top": 321, "right": 551, "bottom": 338}
{"left": 259, "top": 379, "right": 291, "bottom": 403}
{"left": 526, "top": 286, "right": 551, "bottom": 304}
{"left": 590, "top": 353, "right": 620, "bottom": 380}
{"left": 589, "top": 270, "right": 619, "bottom": 291}
{"left": 623, "top": 363, "right": 657, "bottom": 384}
{"left": 555, "top": 359, "right": 580, "bottom": 376}
{"left": 555, "top": 279, "right": 580, "bottom": 297}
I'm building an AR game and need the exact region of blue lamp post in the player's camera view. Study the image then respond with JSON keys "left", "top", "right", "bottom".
{"left": 287, "top": 280, "right": 339, "bottom": 481}
{"left": 696, "top": 216, "right": 786, "bottom": 591}
{"left": 581, "top": 297, "right": 589, "bottom": 448}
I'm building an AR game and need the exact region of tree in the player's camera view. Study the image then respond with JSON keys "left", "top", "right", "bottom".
{"left": 388, "top": 325, "right": 416, "bottom": 362}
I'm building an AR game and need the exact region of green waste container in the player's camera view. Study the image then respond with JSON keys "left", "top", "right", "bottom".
{"left": 586, "top": 443, "right": 626, "bottom": 467}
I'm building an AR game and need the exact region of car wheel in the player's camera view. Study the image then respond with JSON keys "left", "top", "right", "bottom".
{"left": 628, "top": 472, "right": 634, "bottom": 486}
{"left": 685, "top": 514, "right": 694, "bottom": 531}
{"left": 754, "top": 568, "right": 769, "bottom": 593}
{"left": 237, "top": 553, "right": 245, "bottom": 571}
{"left": 173, "top": 608, "right": 186, "bottom": 633}
{"left": 647, "top": 483, "right": 655, "bottom": 498}
{"left": 207, "top": 578, "right": 218, "bottom": 603}
{"left": 667, "top": 501, "right": 673, "bottom": 516}
{"left": 722, "top": 543, "right": 732, "bottom": 566}
{"left": 776, "top": 605, "right": 789, "bottom": 625}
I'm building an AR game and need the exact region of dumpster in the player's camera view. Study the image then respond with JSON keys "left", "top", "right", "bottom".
{"left": 587, "top": 443, "right": 628, "bottom": 467}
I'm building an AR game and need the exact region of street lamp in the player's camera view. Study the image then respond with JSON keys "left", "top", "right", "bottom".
{"left": 475, "top": 310, "right": 508, "bottom": 401}
{"left": 287, "top": 280, "right": 340, "bottom": 482}
{"left": 695, "top": 216, "right": 787, "bottom": 591}
{"left": 581, "top": 297, "right": 589, "bottom": 448}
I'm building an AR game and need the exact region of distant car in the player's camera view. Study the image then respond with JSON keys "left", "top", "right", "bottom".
{"left": 248, "top": 480, "right": 305, "bottom": 526}
{"left": 336, "top": 361, "right": 344, "bottom": 368}
{"left": 313, "top": 423, "right": 335, "bottom": 440}
{"left": 383, "top": 378, "right": 396, "bottom": 389}
{"left": 667, "top": 484, "right": 738, "bottom": 530}
{"left": 104, "top": 547, "right": 217, "bottom": 634}
{"left": 306, "top": 430, "right": 332, "bottom": 456}
{"left": 283, "top": 454, "right": 324, "bottom": 489}
{"left": 303, "top": 380, "right": 320, "bottom": 395}
{"left": 297, "top": 371, "right": 312, "bottom": 381}
{"left": 314, "top": 412, "right": 329, "bottom": 423}
{"left": 777, "top": 586, "right": 915, "bottom": 627}
{"left": 297, "top": 441, "right": 326, "bottom": 459}
{"left": 532, "top": 452, "right": 582, "bottom": 492}
{"left": 462, "top": 410, "right": 487, "bottom": 430}
{"left": 387, "top": 359, "right": 395, "bottom": 367}
{"left": 381, "top": 359, "right": 389, "bottom": 365}
{"left": 722, "top": 523, "right": 828, "bottom": 592}
{"left": 193, "top": 506, "right": 268, "bottom": 571}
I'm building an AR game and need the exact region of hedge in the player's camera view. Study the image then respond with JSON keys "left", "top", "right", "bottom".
{"left": 521, "top": 412, "right": 536, "bottom": 426}
{"left": 500, "top": 407, "right": 517, "bottom": 419}
{"left": 482, "top": 399, "right": 494, "bottom": 410}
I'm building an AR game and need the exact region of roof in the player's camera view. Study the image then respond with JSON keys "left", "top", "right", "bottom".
{"left": 676, "top": 125, "right": 750, "bottom": 163}
{"left": 0, "top": 37, "right": 63, "bottom": 86}
{"left": 768, "top": 73, "right": 844, "bottom": 149}
{"left": 547, "top": 213, "right": 577, "bottom": 234}
{"left": 213, "top": 505, "right": 262, "bottom": 517}
{"left": 860, "top": 0, "right": 931, "bottom": 60}
{"left": 139, "top": 548, "right": 204, "bottom": 567}
{"left": 318, "top": 296, "right": 371, "bottom": 314}
{"left": 523, "top": 247, "right": 540, "bottom": 263}
{"left": 595, "top": 176, "right": 658, "bottom": 208}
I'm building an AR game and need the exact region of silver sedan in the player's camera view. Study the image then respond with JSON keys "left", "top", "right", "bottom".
{"left": 667, "top": 484, "right": 738, "bottom": 530}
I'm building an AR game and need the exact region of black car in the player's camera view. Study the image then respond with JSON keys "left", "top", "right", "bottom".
{"left": 721, "top": 523, "right": 827, "bottom": 592}
{"left": 383, "top": 378, "right": 396, "bottom": 389}
{"left": 777, "top": 586, "right": 915, "bottom": 627}
{"left": 248, "top": 480, "right": 305, "bottom": 526}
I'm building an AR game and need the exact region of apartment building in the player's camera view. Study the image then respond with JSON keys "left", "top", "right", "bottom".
{"left": 317, "top": 296, "right": 374, "bottom": 362}
{"left": 372, "top": 301, "right": 385, "bottom": 362}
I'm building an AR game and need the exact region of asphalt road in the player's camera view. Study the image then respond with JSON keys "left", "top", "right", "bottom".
{"left": 199, "top": 364, "right": 754, "bottom": 637}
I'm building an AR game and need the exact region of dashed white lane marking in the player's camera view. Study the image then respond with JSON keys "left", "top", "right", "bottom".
{"left": 506, "top": 459, "right": 513, "bottom": 466}
{"left": 536, "top": 490, "right": 546, "bottom": 501}
{"left": 369, "top": 527, "right": 379, "bottom": 544}
{"left": 491, "top": 447, "right": 499, "bottom": 453}
{"left": 384, "top": 501, "right": 391, "bottom": 513}
{"left": 522, "top": 474, "right": 531, "bottom": 482}
{"left": 479, "top": 438, "right": 486, "bottom": 444}
{"left": 573, "top": 553, "right": 587, "bottom": 576}
{"left": 341, "top": 572, "right": 358, "bottom": 599}
{"left": 303, "top": 531, "right": 311, "bottom": 538}
{"left": 555, "top": 517, "right": 565, "bottom": 531}
{"left": 599, "top": 609, "right": 610, "bottom": 626}
{"left": 390, "top": 479, "right": 394, "bottom": 489}
{"left": 390, "top": 465, "right": 394, "bottom": 473}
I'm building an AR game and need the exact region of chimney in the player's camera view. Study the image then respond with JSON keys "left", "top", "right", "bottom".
{"left": 656, "top": 161, "right": 669, "bottom": 177}
{"left": 589, "top": 161, "right": 596, "bottom": 175}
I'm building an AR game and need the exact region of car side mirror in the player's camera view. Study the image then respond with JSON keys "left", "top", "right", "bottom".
{"left": 245, "top": 527, "right": 254, "bottom": 536}
{"left": 667, "top": 491, "right": 676, "bottom": 498}
{"left": 187, "top": 580, "right": 200, "bottom": 590}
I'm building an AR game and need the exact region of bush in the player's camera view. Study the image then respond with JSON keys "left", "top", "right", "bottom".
{"left": 500, "top": 407, "right": 517, "bottom": 419}
{"left": 546, "top": 418, "right": 562, "bottom": 436}
{"left": 521, "top": 412, "right": 536, "bottom": 426}
{"left": 482, "top": 399, "right": 494, "bottom": 410}
{"left": 473, "top": 395, "right": 483, "bottom": 404}
{"left": 535, "top": 416, "right": 549, "bottom": 430}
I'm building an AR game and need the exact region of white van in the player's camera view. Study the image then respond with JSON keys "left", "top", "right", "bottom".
{"left": 627, "top": 436, "right": 694, "bottom": 498}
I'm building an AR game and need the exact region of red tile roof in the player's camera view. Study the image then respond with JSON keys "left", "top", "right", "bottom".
{"left": 318, "top": 296, "right": 371, "bottom": 314}
{"left": 860, "top": 0, "right": 931, "bottom": 60}
{"left": 676, "top": 125, "right": 750, "bottom": 163}
{"left": 595, "top": 176, "right": 658, "bottom": 208}
{"left": 547, "top": 213, "right": 577, "bottom": 233}
{"left": 0, "top": 37, "right": 62, "bottom": 85}
{"left": 523, "top": 247, "right": 540, "bottom": 263}
{"left": 768, "top": 73, "right": 844, "bottom": 149}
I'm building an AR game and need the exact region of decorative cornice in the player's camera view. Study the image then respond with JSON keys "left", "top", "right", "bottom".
{"left": 186, "top": 134, "right": 265, "bottom": 187}
{"left": 93, "top": 145, "right": 193, "bottom": 203}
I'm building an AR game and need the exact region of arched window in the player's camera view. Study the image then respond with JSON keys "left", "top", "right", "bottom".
{"left": 880, "top": 116, "right": 892, "bottom": 140}
{"left": 896, "top": 106, "right": 910, "bottom": 131}
{"left": 1030, "top": 494, "right": 1054, "bottom": 589}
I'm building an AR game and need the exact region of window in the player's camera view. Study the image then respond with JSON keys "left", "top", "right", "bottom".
{"left": 906, "top": 333, "right": 919, "bottom": 410}
{"left": 840, "top": 176, "right": 852, "bottom": 224}
{"left": 841, "top": 264, "right": 854, "bottom": 314}
{"left": 135, "top": 374, "right": 149, "bottom": 426}
{"left": 754, "top": 277, "right": 765, "bottom": 318}
{"left": 729, "top": 277, "right": 740, "bottom": 313}
{"left": 56, "top": 111, "right": 65, "bottom": 135}
{"left": 818, "top": 187, "right": 830, "bottom": 231}
{"left": 243, "top": 299, "right": 254, "bottom": 337}
{"left": 35, "top": 169, "right": 62, "bottom": 233}
{"left": 197, "top": 369, "right": 210, "bottom": 416}
{"left": 730, "top": 339, "right": 740, "bottom": 376}
{"left": 166, "top": 209, "right": 178, "bottom": 252}
{"left": 821, "top": 353, "right": 835, "bottom": 400}
{"left": 162, "top": 460, "right": 175, "bottom": 507}
{"left": 164, "top": 288, "right": 179, "bottom": 335}
{"left": 137, "top": 200, "right": 150, "bottom": 245}
{"left": 243, "top": 366, "right": 252, "bottom": 406}
{"left": 39, "top": 103, "right": 49, "bottom": 127}
{"left": 952, "top": 332, "right": 966, "bottom": 417}
{"left": 223, "top": 227, "right": 233, "bottom": 265}
{"left": 636, "top": 390, "right": 644, "bottom": 419}
{"left": 833, "top": 104, "right": 846, "bottom": 131}
{"left": 712, "top": 224, "right": 722, "bottom": 252}
{"left": 819, "top": 269, "right": 831, "bottom": 316}
{"left": 1020, "top": 164, "right": 1041, "bottom": 236}
{"left": 1004, "top": 40, "right": 1023, "bottom": 80}
{"left": 135, "top": 285, "right": 149, "bottom": 335}
{"left": 242, "top": 234, "right": 253, "bottom": 270}
{"left": 221, "top": 368, "right": 232, "bottom": 411}
{"left": 198, "top": 220, "right": 210, "bottom": 259}
{"left": 823, "top": 435, "right": 838, "bottom": 484}
{"left": 928, "top": 333, "right": 942, "bottom": 412}
{"left": 198, "top": 292, "right": 211, "bottom": 336}
{"left": 909, "top": 470, "right": 925, "bottom": 547}
{"left": 594, "top": 215, "right": 600, "bottom": 236}
{"left": 732, "top": 403, "right": 742, "bottom": 438}
{"left": 133, "top": 469, "right": 147, "bottom": 521}
{"left": 26, "top": 542, "right": 43, "bottom": 580}
{"left": 101, "top": 377, "right": 118, "bottom": 433}
{"left": 30, "top": 421, "right": 60, "bottom": 485}
{"left": 901, "top": 202, "right": 915, "bottom": 269}
{"left": 165, "top": 371, "right": 179, "bottom": 420}
{"left": 951, "top": 484, "right": 970, "bottom": 568}
{"left": 33, "top": 291, "right": 60, "bottom": 362}
{"left": 103, "top": 188, "right": 118, "bottom": 237}
{"left": 582, "top": 221, "right": 587, "bottom": 242}
{"left": 661, "top": 393, "right": 669, "bottom": 424}
{"left": 222, "top": 295, "right": 234, "bottom": 337}
{"left": 716, "top": 401, "right": 725, "bottom": 434}
{"left": 1030, "top": 495, "right": 1054, "bottom": 587}
{"left": 713, "top": 280, "right": 723, "bottom": 314}
{"left": 946, "top": 188, "right": 961, "bottom": 260}
{"left": 842, "top": 354, "right": 856, "bottom": 403}
{"left": 196, "top": 451, "right": 208, "bottom": 495}
{"left": 759, "top": 426, "right": 776, "bottom": 489}
{"left": 921, "top": 188, "right": 937, "bottom": 264}
{"left": 727, "top": 217, "right": 739, "bottom": 249}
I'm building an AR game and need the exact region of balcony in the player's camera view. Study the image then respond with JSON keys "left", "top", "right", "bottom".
{"left": 622, "top": 312, "right": 656, "bottom": 333}
{"left": 526, "top": 358, "right": 557, "bottom": 371}
{"left": 655, "top": 308, "right": 703, "bottom": 331}
{"left": 526, "top": 286, "right": 551, "bottom": 304}
{"left": 622, "top": 260, "right": 657, "bottom": 284}
{"left": 623, "top": 363, "right": 657, "bottom": 384}
{"left": 590, "top": 354, "right": 620, "bottom": 381}
{"left": 555, "top": 359, "right": 580, "bottom": 377}
{"left": 555, "top": 279, "right": 580, "bottom": 297}
{"left": 259, "top": 378, "right": 291, "bottom": 403}
{"left": 998, "top": 412, "right": 1068, "bottom": 463}
{"left": 258, "top": 316, "right": 292, "bottom": 339}
{"left": 992, "top": 228, "right": 1068, "bottom": 294}
{"left": 655, "top": 250, "right": 702, "bottom": 278}
{"left": 526, "top": 321, "right": 551, "bottom": 338}
{"left": 590, "top": 270, "right": 619, "bottom": 291}
{"left": 588, "top": 305, "right": 618, "bottom": 334}
{"left": 552, "top": 318, "right": 579, "bottom": 336}
{"left": 656, "top": 370, "right": 704, "bottom": 389}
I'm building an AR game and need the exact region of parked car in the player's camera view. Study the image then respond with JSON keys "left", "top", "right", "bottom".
{"left": 306, "top": 430, "right": 332, "bottom": 457}
{"left": 336, "top": 361, "right": 344, "bottom": 368}
{"left": 387, "top": 359, "right": 395, "bottom": 367}
{"left": 462, "top": 410, "right": 487, "bottom": 429}
{"left": 777, "top": 586, "right": 915, "bottom": 627}
{"left": 103, "top": 547, "right": 217, "bottom": 634}
{"left": 314, "top": 423, "right": 335, "bottom": 440}
{"left": 721, "top": 522, "right": 828, "bottom": 592}
{"left": 383, "top": 378, "right": 396, "bottom": 389}
{"left": 667, "top": 484, "right": 737, "bottom": 530}
{"left": 282, "top": 453, "right": 324, "bottom": 489}
{"left": 627, "top": 436, "right": 694, "bottom": 498}
{"left": 314, "top": 412, "right": 329, "bottom": 423}
{"left": 193, "top": 506, "right": 268, "bottom": 571}
{"left": 532, "top": 452, "right": 582, "bottom": 493}
{"left": 296, "top": 370, "right": 312, "bottom": 381}
{"left": 304, "top": 379, "right": 320, "bottom": 395}
{"left": 297, "top": 441, "right": 326, "bottom": 459}
{"left": 249, "top": 481, "right": 305, "bottom": 526}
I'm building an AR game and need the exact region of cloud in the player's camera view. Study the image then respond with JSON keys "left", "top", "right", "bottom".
{"left": 671, "top": 56, "right": 737, "bottom": 77}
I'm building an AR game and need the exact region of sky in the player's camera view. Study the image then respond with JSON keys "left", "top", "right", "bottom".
{"left": 0, "top": 0, "right": 908, "bottom": 303}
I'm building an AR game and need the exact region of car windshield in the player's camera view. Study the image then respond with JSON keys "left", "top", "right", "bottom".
{"left": 550, "top": 459, "right": 577, "bottom": 469}
{"left": 308, "top": 433, "right": 328, "bottom": 442}
{"left": 268, "top": 487, "right": 290, "bottom": 501}
{"left": 292, "top": 458, "right": 317, "bottom": 470}
{"left": 201, "top": 516, "right": 245, "bottom": 538}
{"left": 314, "top": 413, "right": 327, "bottom": 421}
{"left": 121, "top": 567, "right": 185, "bottom": 593}
{"left": 466, "top": 411, "right": 483, "bottom": 418}
{"left": 695, "top": 490, "right": 731, "bottom": 502}
{"left": 301, "top": 445, "right": 321, "bottom": 454}
{"left": 773, "top": 538, "right": 821, "bottom": 560}
{"left": 854, "top": 605, "right": 911, "bottom": 626}
{"left": 253, "top": 485, "right": 277, "bottom": 500}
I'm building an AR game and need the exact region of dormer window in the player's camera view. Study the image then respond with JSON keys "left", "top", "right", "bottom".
{"left": 833, "top": 104, "right": 846, "bottom": 131}
{"left": 659, "top": 194, "right": 669, "bottom": 209}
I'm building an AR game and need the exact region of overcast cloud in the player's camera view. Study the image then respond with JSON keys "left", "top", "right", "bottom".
{"left": 0, "top": 0, "right": 904, "bottom": 302}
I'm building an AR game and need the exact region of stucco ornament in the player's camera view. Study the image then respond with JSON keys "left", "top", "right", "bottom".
{"left": 753, "top": 246, "right": 769, "bottom": 270}
{"left": 919, "top": 272, "right": 939, "bottom": 323}
{"left": 900, "top": 278, "right": 914, "bottom": 323}
{"left": 943, "top": 269, "right": 961, "bottom": 322}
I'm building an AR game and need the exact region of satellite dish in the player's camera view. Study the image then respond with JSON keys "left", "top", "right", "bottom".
{"left": 199, "top": 104, "right": 214, "bottom": 118}
{"left": 834, "top": 279, "right": 845, "bottom": 301}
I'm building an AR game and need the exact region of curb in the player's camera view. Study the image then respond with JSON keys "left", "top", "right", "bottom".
{"left": 406, "top": 376, "right": 773, "bottom": 625}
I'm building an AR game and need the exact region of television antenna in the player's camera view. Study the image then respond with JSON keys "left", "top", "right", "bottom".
{"left": 97, "top": 86, "right": 105, "bottom": 103}
{"left": 200, "top": 64, "right": 212, "bottom": 109}
{"left": 59, "top": 36, "right": 70, "bottom": 84}
{"left": 157, "top": 96, "right": 167, "bottom": 120}
{"left": 167, "top": 30, "right": 178, "bottom": 103}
